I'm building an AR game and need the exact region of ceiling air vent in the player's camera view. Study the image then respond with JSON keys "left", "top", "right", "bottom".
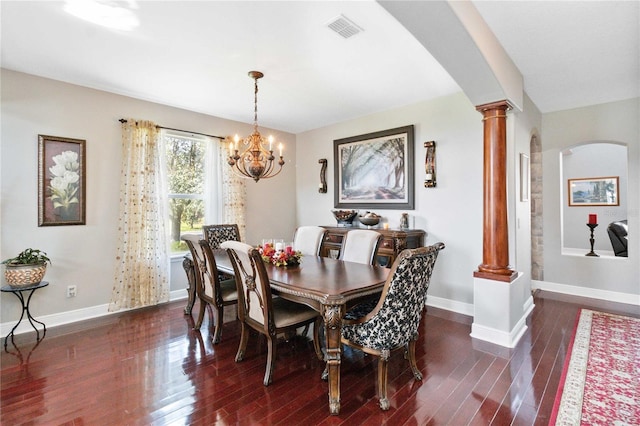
{"left": 326, "top": 14, "right": 363, "bottom": 39}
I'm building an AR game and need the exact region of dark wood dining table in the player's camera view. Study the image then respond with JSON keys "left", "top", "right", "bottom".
{"left": 214, "top": 249, "right": 389, "bottom": 415}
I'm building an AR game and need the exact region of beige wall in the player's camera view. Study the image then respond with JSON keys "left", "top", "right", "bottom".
{"left": 296, "top": 92, "right": 485, "bottom": 310}
{"left": 1, "top": 69, "right": 297, "bottom": 325}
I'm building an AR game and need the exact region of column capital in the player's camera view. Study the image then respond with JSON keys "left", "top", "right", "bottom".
{"left": 476, "top": 99, "right": 513, "bottom": 113}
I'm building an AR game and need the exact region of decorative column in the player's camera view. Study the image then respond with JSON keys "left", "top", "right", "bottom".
{"left": 474, "top": 100, "right": 516, "bottom": 282}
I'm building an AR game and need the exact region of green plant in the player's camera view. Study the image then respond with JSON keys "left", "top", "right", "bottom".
{"left": 2, "top": 248, "right": 51, "bottom": 266}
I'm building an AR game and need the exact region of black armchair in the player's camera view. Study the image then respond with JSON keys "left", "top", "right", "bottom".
{"left": 607, "top": 220, "right": 628, "bottom": 257}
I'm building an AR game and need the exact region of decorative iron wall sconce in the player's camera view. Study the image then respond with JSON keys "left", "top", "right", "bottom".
{"left": 319, "top": 158, "right": 327, "bottom": 193}
{"left": 424, "top": 141, "right": 436, "bottom": 187}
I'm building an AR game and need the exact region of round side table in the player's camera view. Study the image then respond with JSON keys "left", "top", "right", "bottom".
{"left": 1, "top": 281, "right": 49, "bottom": 350}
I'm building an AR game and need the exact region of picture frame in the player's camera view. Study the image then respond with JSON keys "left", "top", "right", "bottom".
{"left": 568, "top": 176, "right": 619, "bottom": 207}
{"left": 334, "top": 125, "right": 414, "bottom": 210}
{"left": 38, "top": 135, "right": 86, "bottom": 226}
{"left": 520, "top": 153, "right": 530, "bottom": 202}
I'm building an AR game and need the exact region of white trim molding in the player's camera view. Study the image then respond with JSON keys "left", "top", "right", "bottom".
{"left": 1, "top": 289, "right": 188, "bottom": 338}
{"left": 532, "top": 280, "right": 640, "bottom": 306}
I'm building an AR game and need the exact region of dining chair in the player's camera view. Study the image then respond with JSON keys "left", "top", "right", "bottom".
{"left": 182, "top": 234, "right": 238, "bottom": 343}
{"left": 202, "top": 223, "right": 241, "bottom": 249}
{"left": 203, "top": 223, "right": 241, "bottom": 282}
{"left": 339, "top": 229, "right": 382, "bottom": 265}
{"left": 340, "top": 242, "right": 445, "bottom": 410}
{"left": 293, "top": 225, "right": 327, "bottom": 256}
{"left": 221, "top": 240, "right": 323, "bottom": 386}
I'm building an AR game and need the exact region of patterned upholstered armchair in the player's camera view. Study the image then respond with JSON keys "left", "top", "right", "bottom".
{"left": 341, "top": 242, "right": 445, "bottom": 410}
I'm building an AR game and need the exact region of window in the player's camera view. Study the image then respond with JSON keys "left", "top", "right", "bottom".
{"left": 163, "top": 130, "right": 213, "bottom": 254}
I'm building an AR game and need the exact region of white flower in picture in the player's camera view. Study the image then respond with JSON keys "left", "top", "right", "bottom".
{"left": 48, "top": 150, "right": 80, "bottom": 214}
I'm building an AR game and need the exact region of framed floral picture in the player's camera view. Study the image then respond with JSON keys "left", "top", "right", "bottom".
{"left": 38, "top": 135, "right": 86, "bottom": 226}
{"left": 334, "top": 125, "right": 414, "bottom": 209}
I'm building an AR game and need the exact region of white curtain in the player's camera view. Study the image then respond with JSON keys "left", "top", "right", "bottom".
{"left": 213, "top": 141, "right": 246, "bottom": 240}
{"left": 109, "top": 119, "right": 170, "bottom": 311}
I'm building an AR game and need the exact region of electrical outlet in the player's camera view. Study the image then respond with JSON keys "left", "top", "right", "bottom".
{"left": 67, "top": 285, "right": 77, "bottom": 298}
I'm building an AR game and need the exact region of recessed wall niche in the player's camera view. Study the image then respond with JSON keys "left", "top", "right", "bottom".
{"left": 560, "top": 141, "right": 628, "bottom": 256}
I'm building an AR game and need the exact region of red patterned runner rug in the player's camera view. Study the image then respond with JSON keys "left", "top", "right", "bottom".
{"left": 549, "top": 309, "right": 640, "bottom": 425}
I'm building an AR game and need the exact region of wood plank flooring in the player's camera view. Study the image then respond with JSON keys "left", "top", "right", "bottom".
{"left": 1, "top": 290, "right": 639, "bottom": 425}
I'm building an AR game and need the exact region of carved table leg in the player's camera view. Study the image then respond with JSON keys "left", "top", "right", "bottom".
{"left": 182, "top": 256, "right": 196, "bottom": 315}
{"left": 323, "top": 304, "right": 344, "bottom": 415}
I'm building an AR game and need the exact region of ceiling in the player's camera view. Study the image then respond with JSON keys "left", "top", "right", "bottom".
{"left": 1, "top": 1, "right": 638, "bottom": 134}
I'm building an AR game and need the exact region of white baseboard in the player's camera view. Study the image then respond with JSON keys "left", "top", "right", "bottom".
{"left": 426, "top": 295, "right": 474, "bottom": 317}
{"left": 470, "top": 315, "right": 528, "bottom": 348}
{"left": 532, "top": 280, "right": 640, "bottom": 306}
{"left": 1, "top": 289, "right": 188, "bottom": 338}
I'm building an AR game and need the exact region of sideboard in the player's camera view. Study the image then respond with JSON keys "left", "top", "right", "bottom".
{"left": 319, "top": 226, "right": 426, "bottom": 267}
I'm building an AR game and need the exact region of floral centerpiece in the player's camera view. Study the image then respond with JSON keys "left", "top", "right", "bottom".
{"left": 258, "top": 243, "right": 303, "bottom": 267}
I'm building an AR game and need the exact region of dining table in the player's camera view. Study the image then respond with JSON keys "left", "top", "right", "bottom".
{"left": 214, "top": 249, "right": 390, "bottom": 415}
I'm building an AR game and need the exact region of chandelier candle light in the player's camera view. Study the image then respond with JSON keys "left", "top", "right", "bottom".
{"left": 227, "top": 71, "right": 284, "bottom": 182}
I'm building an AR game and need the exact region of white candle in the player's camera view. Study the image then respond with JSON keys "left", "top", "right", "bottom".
{"left": 275, "top": 242, "right": 284, "bottom": 251}
{"left": 234, "top": 134, "right": 239, "bottom": 150}
{"left": 319, "top": 183, "right": 324, "bottom": 189}
{"left": 269, "top": 135, "right": 274, "bottom": 151}
{"left": 279, "top": 143, "right": 283, "bottom": 157}
{"left": 426, "top": 173, "right": 433, "bottom": 180}
{"left": 229, "top": 141, "right": 233, "bottom": 156}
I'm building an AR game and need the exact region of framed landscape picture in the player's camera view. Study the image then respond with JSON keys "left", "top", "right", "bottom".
{"left": 334, "top": 125, "right": 414, "bottom": 210}
{"left": 38, "top": 134, "right": 86, "bottom": 226}
{"left": 568, "top": 176, "right": 619, "bottom": 206}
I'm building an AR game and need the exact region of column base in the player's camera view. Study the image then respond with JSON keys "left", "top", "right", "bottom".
{"left": 470, "top": 272, "right": 534, "bottom": 348}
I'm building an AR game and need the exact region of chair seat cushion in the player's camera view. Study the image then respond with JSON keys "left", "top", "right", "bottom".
{"left": 272, "top": 297, "right": 318, "bottom": 328}
{"left": 220, "top": 278, "right": 238, "bottom": 302}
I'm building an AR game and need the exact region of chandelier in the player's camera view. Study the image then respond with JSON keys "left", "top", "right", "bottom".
{"left": 227, "top": 71, "right": 284, "bottom": 182}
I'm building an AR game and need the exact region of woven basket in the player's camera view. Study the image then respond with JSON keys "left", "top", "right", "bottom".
{"left": 4, "top": 264, "right": 47, "bottom": 288}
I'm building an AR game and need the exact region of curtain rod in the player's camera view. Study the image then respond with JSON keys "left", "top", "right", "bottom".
{"left": 118, "top": 119, "right": 225, "bottom": 140}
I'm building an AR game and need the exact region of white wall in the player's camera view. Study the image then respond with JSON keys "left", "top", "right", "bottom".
{"left": 541, "top": 98, "right": 640, "bottom": 299}
{"left": 296, "top": 92, "right": 484, "bottom": 310}
{"left": 1, "top": 69, "right": 298, "bottom": 325}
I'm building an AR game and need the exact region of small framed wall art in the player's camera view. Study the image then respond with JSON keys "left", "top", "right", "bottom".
{"left": 568, "top": 176, "right": 619, "bottom": 207}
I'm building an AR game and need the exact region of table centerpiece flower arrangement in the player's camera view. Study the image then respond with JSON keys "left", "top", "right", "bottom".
{"left": 258, "top": 243, "right": 303, "bottom": 267}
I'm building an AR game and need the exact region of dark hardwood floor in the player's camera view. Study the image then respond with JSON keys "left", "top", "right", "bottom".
{"left": 2, "top": 290, "right": 639, "bottom": 425}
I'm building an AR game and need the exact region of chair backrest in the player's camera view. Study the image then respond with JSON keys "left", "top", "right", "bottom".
{"left": 221, "top": 241, "right": 272, "bottom": 329}
{"left": 198, "top": 238, "right": 225, "bottom": 302}
{"left": 607, "top": 220, "right": 628, "bottom": 256}
{"left": 354, "top": 242, "right": 445, "bottom": 350}
{"left": 293, "top": 226, "right": 327, "bottom": 256}
{"left": 182, "top": 233, "right": 207, "bottom": 294}
{"left": 339, "top": 229, "right": 382, "bottom": 265}
{"left": 203, "top": 224, "right": 241, "bottom": 249}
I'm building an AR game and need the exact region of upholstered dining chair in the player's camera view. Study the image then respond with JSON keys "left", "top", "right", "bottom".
{"left": 221, "top": 240, "right": 323, "bottom": 386}
{"left": 293, "top": 226, "right": 327, "bottom": 256}
{"left": 340, "top": 242, "right": 445, "bottom": 410}
{"left": 203, "top": 223, "right": 241, "bottom": 281}
{"left": 339, "top": 229, "right": 382, "bottom": 265}
{"left": 203, "top": 223, "right": 241, "bottom": 249}
{"left": 182, "top": 234, "right": 238, "bottom": 343}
